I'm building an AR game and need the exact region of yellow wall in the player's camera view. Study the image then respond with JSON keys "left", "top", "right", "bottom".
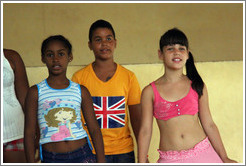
{"left": 3, "top": 3, "right": 243, "bottom": 66}
{"left": 26, "top": 61, "right": 243, "bottom": 163}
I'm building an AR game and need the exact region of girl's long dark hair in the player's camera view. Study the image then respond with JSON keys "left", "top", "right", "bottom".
{"left": 186, "top": 52, "right": 204, "bottom": 98}
{"left": 159, "top": 28, "right": 204, "bottom": 98}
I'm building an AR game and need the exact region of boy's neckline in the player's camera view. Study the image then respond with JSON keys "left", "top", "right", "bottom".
{"left": 90, "top": 62, "right": 118, "bottom": 84}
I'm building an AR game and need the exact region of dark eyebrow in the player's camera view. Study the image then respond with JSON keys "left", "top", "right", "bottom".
{"left": 93, "top": 35, "right": 113, "bottom": 39}
{"left": 106, "top": 35, "right": 113, "bottom": 38}
{"left": 57, "top": 49, "right": 66, "bottom": 52}
{"left": 45, "top": 48, "right": 66, "bottom": 53}
{"left": 93, "top": 36, "right": 102, "bottom": 39}
{"left": 44, "top": 50, "right": 53, "bottom": 54}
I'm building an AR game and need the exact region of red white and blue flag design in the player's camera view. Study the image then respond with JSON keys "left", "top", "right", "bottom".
{"left": 92, "top": 96, "right": 126, "bottom": 129}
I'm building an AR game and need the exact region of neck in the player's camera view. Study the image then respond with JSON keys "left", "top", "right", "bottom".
{"left": 47, "top": 75, "right": 69, "bottom": 84}
{"left": 93, "top": 59, "right": 116, "bottom": 70}
{"left": 163, "top": 69, "right": 185, "bottom": 83}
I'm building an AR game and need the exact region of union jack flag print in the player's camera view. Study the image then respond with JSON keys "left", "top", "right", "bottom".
{"left": 93, "top": 96, "right": 126, "bottom": 129}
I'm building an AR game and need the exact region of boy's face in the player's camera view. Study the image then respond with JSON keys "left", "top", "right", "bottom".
{"left": 88, "top": 28, "right": 117, "bottom": 61}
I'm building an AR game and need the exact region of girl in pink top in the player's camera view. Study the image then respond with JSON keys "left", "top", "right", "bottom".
{"left": 138, "top": 28, "right": 236, "bottom": 163}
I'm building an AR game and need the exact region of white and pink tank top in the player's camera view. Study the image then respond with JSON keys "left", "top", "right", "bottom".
{"left": 37, "top": 79, "right": 87, "bottom": 145}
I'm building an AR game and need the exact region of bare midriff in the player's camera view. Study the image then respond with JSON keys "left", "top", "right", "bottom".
{"left": 42, "top": 137, "right": 87, "bottom": 153}
{"left": 157, "top": 113, "right": 207, "bottom": 152}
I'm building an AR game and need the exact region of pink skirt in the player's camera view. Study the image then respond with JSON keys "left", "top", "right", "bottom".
{"left": 157, "top": 137, "right": 223, "bottom": 163}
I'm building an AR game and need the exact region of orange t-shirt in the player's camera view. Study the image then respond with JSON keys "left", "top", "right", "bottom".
{"left": 72, "top": 63, "right": 141, "bottom": 155}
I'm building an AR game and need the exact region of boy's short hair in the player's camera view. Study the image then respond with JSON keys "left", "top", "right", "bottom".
{"left": 89, "top": 19, "right": 115, "bottom": 42}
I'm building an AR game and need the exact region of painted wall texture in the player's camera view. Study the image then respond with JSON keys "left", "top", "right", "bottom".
{"left": 26, "top": 61, "right": 243, "bottom": 163}
{"left": 3, "top": 3, "right": 243, "bottom": 66}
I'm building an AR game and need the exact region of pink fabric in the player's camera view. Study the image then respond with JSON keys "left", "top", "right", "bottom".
{"left": 51, "top": 125, "right": 71, "bottom": 141}
{"left": 150, "top": 81, "right": 199, "bottom": 121}
{"left": 157, "top": 137, "right": 223, "bottom": 163}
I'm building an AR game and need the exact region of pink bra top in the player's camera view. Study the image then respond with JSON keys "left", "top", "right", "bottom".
{"left": 150, "top": 81, "right": 199, "bottom": 121}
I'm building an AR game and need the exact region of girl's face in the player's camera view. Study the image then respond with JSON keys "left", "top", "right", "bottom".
{"left": 88, "top": 28, "right": 117, "bottom": 61}
{"left": 159, "top": 44, "right": 189, "bottom": 70}
{"left": 42, "top": 40, "right": 72, "bottom": 75}
{"left": 54, "top": 109, "right": 73, "bottom": 123}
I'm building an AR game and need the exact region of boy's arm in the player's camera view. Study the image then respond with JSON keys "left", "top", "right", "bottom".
{"left": 128, "top": 73, "right": 142, "bottom": 142}
{"left": 24, "top": 86, "right": 38, "bottom": 162}
{"left": 128, "top": 104, "right": 141, "bottom": 142}
{"left": 80, "top": 85, "right": 105, "bottom": 163}
{"left": 198, "top": 84, "right": 237, "bottom": 163}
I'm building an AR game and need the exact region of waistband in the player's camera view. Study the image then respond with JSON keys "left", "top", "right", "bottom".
{"left": 157, "top": 137, "right": 210, "bottom": 160}
{"left": 40, "top": 139, "right": 91, "bottom": 161}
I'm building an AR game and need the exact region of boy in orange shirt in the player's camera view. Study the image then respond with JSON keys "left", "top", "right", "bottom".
{"left": 72, "top": 19, "right": 141, "bottom": 163}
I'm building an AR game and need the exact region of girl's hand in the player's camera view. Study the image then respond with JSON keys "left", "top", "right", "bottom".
{"left": 222, "top": 157, "right": 237, "bottom": 163}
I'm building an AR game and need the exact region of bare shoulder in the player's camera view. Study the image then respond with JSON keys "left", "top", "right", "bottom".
{"left": 3, "top": 49, "right": 24, "bottom": 69}
{"left": 201, "top": 83, "right": 208, "bottom": 95}
{"left": 141, "top": 84, "right": 154, "bottom": 113}
{"left": 199, "top": 83, "right": 209, "bottom": 102}
{"left": 4, "top": 49, "right": 22, "bottom": 61}
{"left": 203, "top": 83, "right": 208, "bottom": 90}
{"left": 142, "top": 84, "right": 154, "bottom": 97}
{"left": 80, "top": 84, "right": 89, "bottom": 93}
{"left": 79, "top": 85, "right": 91, "bottom": 97}
{"left": 28, "top": 85, "right": 38, "bottom": 97}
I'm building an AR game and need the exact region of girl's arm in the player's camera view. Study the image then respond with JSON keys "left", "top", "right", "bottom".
{"left": 138, "top": 85, "right": 154, "bottom": 163}
{"left": 198, "top": 84, "right": 237, "bottom": 163}
{"left": 24, "top": 86, "right": 38, "bottom": 162}
{"left": 80, "top": 85, "right": 105, "bottom": 163}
